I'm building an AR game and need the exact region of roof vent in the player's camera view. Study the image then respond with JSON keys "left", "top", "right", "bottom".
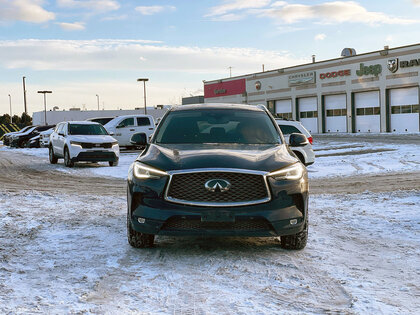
{"left": 341, "top": 48, "right": 356, "bottom": 57}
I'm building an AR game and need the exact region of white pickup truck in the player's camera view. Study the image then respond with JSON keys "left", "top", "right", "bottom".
{"left": 104, "top": 115, "right": 155, "bottom": 147}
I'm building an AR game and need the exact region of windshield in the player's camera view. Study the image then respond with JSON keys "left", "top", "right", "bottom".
{"left": 154, "top": 109, "right": 281, "bottom": 144}
{"left": 68, "top": 124, "right": 108, "bottom": 136}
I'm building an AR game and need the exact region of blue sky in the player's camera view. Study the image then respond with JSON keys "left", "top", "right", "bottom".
{"left": 1, "top": 0, "right": 420, "bottom": 115}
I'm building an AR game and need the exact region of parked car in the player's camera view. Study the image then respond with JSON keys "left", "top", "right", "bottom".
{"left": 10, "top": 125, "right": 55, "bottom": 148}
{"left": 127, "top": 104, "right": 309, "bottom": 249}
{"left": 26, "top": 128, "right": 55, "bottom": 148}
{"left": 49, "top": 121, "right": 119, "bottom": 167}
{"left": 26, "top": 134, "right": 41, "bottom": 148}
{"left": 104, "top": 115, "right": 155, "bottom": 147}
{"left": 2, "top": 126, "right": 33, "bottom": 146}
{"left": 275, "top": 119, "right": 315, "bottom": 166}
{"left": 39, "top": 128, "right": 55, "bottom": 147}
{"left": 86, "top": 117, "right": 115, "bottom": 125}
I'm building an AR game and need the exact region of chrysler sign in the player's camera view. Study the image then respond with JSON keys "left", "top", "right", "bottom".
{"left": 288, "top": 71, "right": 316, "bottom": 86}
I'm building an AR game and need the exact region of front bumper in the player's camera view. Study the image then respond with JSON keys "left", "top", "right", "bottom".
{"left": 72, "top": 151, "right": 118, "bottom": 162}
{"left": 127, "top": 171, "right": 308, "bottom": 237}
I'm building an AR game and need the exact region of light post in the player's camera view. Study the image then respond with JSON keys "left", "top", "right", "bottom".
{"left": 137, "top": 78, "right": 149, "bottom": 115}
{"left": 22, "top": 76, "right": 27, "bottom": 114}
{"left": 96, "top": 94, "right": 100, "bottom": 110}
{"left": 8, "top": 94, "right": 12, "bottom": 123}
{"left": 38, "top": 90, "right": 52, "bottom": 125}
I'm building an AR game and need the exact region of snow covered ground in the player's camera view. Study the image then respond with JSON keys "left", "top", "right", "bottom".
{"left": 1, "top": 135, "right": 419, "bottom": 180}
{"left": 0, "top": 134, "right": 419, "bottom": 314}
{"left": 0, "top": 190, "right": 418, "bottom": 314}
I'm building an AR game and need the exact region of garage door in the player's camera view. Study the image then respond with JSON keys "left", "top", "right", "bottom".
{"left": 325, "top": 94, "right": 347, "bottom": 133}
{"left": 354, "top": 91, "right": 380, "bottom": 133}
{"left": 275, "top": 99, "right": 292, "bottom": 119}
{"left": 298, "top": 97, "right": 318, "bottom": 133}
{"left": 390, "top": 87, "right": 419, "bottom": 132}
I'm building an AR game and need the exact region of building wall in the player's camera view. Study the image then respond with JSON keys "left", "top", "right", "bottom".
{"left": 32, "top": 108, "right": 169, "bottom": 125}
{"left": 204, "top": 44, "right": 420, "bottom": 133}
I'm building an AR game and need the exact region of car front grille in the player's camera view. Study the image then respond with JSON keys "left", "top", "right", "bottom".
{"left": 161, "top": 217, "right": 272, "bottom": 231}
{"left": 165, "top": 170, "right": 270, "bottom": 206}
{"left": 81, "top": 142, "right": 112, "bottom": 149}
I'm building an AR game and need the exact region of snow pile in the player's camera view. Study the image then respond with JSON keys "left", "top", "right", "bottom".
{"left": 308, "top": 140, "right": 419, "bottom": 178}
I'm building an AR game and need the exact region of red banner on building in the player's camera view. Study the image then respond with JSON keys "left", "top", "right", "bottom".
{"left": 204, "top": 79, "right": 246, "bottom": 98}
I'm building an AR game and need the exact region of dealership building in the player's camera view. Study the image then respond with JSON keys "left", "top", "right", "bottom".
{"left": 203, "top": 43, "right": 420, "bottom": 134}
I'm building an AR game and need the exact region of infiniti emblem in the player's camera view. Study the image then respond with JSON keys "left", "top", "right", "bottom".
{"left": 204, "top": 179, "right": 231, "bottom": 193}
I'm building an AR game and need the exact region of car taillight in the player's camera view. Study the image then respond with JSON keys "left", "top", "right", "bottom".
{"left": 308, "top": 137, "right": 313, "bottom": 145}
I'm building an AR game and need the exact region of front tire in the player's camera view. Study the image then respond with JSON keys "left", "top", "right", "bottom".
{"left": 109, "top": 159, "right": 119, "bottom": 167}
{"left": 127, "top": 214, "right": 154, "bottom": 248}
{"left": 49, "top": 146, "right": 58, "bottom": 164}
{"left": 64, "top": 147, "right": 74, "bottom": 168}
{"left": 280, "top": 221, "right": 308, "bottom": 250}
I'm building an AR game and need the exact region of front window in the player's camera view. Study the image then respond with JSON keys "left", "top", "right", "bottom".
{"left": 68, "top": 124, "right": 108, "bottom": 135}
{"left": 117, "top": 118, "right": 135, "bottom": 128}
{"left": 154, "top": 109, "right": 281, "bottom": 144}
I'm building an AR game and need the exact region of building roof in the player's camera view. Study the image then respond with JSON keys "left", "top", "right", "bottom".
{"left": 204, "top": 42, "right": 420, "bottom": 84}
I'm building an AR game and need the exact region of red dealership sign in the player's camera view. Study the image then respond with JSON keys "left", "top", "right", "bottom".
{"left": 204, "top": 78, "right": 246, "bottom": 98}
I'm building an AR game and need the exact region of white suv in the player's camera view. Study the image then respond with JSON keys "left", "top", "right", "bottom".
{"left": 49, "top": 121, "right": 120, "bottom": 167}
{"left": 275, "top": 119, "right": 315, "bottom": 166}
{"left": 104, "top": 115, "right": 155, "bottom": 147}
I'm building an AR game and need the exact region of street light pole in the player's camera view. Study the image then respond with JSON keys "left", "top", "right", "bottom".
{"left": 38, "top": 90, "right": 52, "bottom": 125}
{"left": 137, "top": 78, "right": 149, "bottom": 115}
{"left": 22, "top": 76, "right": 27, "bottom": 114}
{"left": 96, "top": 94, "right": 100, "bottom": 111}
{"left": 8, "top": 94, "right": 12, "bottom": 123}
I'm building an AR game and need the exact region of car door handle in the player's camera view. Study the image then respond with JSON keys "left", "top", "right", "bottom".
{"left": 130, "top": 129, "right": 135, "bottom": 131}
{"left": 148, "top": 128, "right": 154, "bottom": 130}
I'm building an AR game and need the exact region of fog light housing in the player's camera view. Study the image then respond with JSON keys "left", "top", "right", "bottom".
{"left": 290, "top": 219, "right": 297, "bottom": 225}
{"left": 137, "top": 218, "right": 146, "bottom": 224}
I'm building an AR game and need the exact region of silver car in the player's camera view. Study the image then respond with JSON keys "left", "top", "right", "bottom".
{"left": 276, "top": 119, "right": 315, "bottom": 166}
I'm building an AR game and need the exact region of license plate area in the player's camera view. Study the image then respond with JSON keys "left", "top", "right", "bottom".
{"left": 201, "top": 211, "right": 235, "bottom": 223}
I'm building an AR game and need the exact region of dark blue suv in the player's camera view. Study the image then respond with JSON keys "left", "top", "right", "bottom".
{"left": 127, "top": 104, "right": 309, "bottom": 249}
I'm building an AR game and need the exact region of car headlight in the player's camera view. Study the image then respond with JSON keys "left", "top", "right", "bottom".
{"left": 268, "top": 163, "right": 304, "bottom": 180}
{"left": 112, "top": 141, "right": 119, "bottom": 147}
{"left": 70, "top": 141, "right": 82, "bottom": 148}
{"left": 133, "top": 162, "right": 168, "bottom": 179}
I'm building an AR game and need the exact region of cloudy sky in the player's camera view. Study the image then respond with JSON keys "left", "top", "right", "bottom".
{"left": 1, "top": 0, "right": 420, "bottom": 115}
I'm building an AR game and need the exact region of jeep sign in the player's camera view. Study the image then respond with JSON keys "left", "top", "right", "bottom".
{"left": 356, "top": 63, "right": 382, "bottom": 76}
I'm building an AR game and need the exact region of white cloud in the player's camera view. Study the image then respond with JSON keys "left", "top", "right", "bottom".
{"left": 135, "top": 5, "right": 176, "bottom": 15}
{"left": 58, "top": 22, "right": 85, "bottom": 31}
{"left": 0, "top": 39, "right": 308, "bottom": 111}
{"left": 101, "top": 14, "right": 128, "bottom": 21}
{"left": 412, "top": 0, "right": 420, "bottom": 6}
{"left": 57, "top": 0, "right": 120, "bottom": 13}
{"left": 271, "top": 1, "right": 287, "bottom": 7}
{"left": 314, "top": 33, "right": 326, "bottom": 41}
{"left": 206, "top": 0, "right": 271, "bottom": 18}
{"left": 209, "top": 13, "right": 244, "bottom": 21}
{"left": 260, "top": 1, "right": 420, "bottom": 25}
{"left": 0, "top": 0, "right": 55, "bottom": 23}
{"left": 0, "top": 39, "right": 306, "bottom": 74}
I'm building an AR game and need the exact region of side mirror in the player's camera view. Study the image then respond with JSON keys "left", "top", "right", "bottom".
{"left": 130, "top": 132, "right": 148, "bottom": 146}
{"left": 289, "top": 133, "right": 309, "bottom": 147}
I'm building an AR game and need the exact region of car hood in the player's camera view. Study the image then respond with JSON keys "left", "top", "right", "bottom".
{"left": 137, "top": 143, "right": 297, "bottom": 173}
{"left": 69, "top": 135, "right": 116, "bottom": 143}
